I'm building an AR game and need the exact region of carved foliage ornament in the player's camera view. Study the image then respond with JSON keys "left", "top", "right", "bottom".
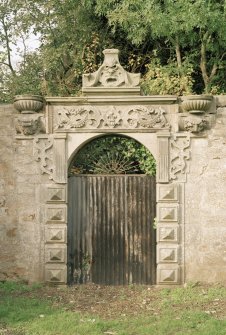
{"left": 170, "top": 135, "right": 191, "bottom": 181}
{"left": 33, "top": 137, "right": 54, "bottom": 179}
{"left": 54, "top": 106, "right": 169, "bottom": 130}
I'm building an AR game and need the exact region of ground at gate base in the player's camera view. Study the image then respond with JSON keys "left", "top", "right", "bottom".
{"left": 0, "top": 281, "right": 226, "bottom": 335}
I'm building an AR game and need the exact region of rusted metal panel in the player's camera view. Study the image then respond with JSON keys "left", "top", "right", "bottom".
{"left": 68, "top": 175, "right": 156, "bottom": 285}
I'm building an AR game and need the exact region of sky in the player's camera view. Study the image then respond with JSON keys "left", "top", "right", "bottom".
{"left": 12, "top": 34, "right": 40, "bottom": 67}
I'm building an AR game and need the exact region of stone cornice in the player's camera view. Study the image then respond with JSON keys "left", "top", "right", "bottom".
{"left": 45, "top": 95, "right": 178, "bottom": 105}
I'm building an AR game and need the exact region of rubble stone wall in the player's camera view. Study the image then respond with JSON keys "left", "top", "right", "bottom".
{"left": 185, "top": 96, "right": 226, "bottom": 283}
{"left": 1, "top": 96, "right": 226, "bottom": 285}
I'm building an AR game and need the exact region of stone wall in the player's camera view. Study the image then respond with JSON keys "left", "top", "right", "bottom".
{"left": 0, "top": 104, "right": 49, "bottom": 282}
{"left": 185, "top": 96, "right": 226, "bottom": 283}
{"left": 1, "top": 95, "right": 226, "bottom": 285}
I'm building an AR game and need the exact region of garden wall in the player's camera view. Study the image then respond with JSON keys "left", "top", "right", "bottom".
{"left": 185, "top": 96, "right": 226, "bottom": 283}
{"left": 0, "top": 96, "right": 226, "bottom": 285}
{"left": 1, "top": 45, "right": 226, "bottom": 288}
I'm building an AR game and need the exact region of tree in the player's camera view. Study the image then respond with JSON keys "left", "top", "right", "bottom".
{"left": 90, "top": 0, "right": 226, "bottom": 93}
{"left": 1, "top": 0, "right": 226, "bottom": 100}
{"left": 0, "top": 0, "right": 42, "bottom": 101}
{"left": 0, "top": 0, "right": 155, "bottom": 101}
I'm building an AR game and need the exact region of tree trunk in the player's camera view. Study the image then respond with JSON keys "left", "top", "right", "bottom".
{"left": 200, "top": 33, "right": 218, "bottom": 93}
{"left": 175, "top": 36, "right": 182, "bottom": 68}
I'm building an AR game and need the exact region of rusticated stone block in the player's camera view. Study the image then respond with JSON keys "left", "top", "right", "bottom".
{"left": 45, "top": 225, "right": 67, "bottom": 243}
{"left": 157, "top": 226, "right": 179, "bottom": 243}
{"left": 157, "top": 245, "right": 179, "bottom": 263}
{"left": 45, "top": 264, "right": 67, "bottom": 283}
{"left": 46, "top": 186, "right": 66, "bottom": 203}
{"left": 46, "top": 205, "right": 67, "bottom": 224}
{"left": 158, "top": 204, "right": 179, "bottom": 222}
{"left": 157, "top": 265, "right": 180, "bottom": 284}
{"left": 157, "top": 184, "right": 178, "bottom": 202}
{"left": 45, "top": 245, "right": 67, "bottom": 263}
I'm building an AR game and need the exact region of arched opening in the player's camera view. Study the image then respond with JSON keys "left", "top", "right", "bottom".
{"left": 68, "top": 135, "right": 156, "bottom": 285}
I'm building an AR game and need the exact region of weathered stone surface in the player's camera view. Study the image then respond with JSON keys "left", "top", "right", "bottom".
{"left": 0, "top": 94, "right": 226, "bottom": 286}
{"left": 185, "top": 112, "right": 226, "bottom": 283}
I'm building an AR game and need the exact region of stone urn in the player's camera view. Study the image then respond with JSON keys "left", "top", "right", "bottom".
{"left": 14, "top": 95, "right": 44, "bottom": 114}
{"left": 180, "top": 95, "right": 212, "bottom": 114}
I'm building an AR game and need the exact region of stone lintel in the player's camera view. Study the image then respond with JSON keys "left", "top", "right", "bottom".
{"left": 54, "top": 128, "right": 169, "bottom": 134}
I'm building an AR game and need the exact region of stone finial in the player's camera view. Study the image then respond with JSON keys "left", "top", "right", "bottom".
{"left": 82, "top": 49, "right": 140, "bottom": 94}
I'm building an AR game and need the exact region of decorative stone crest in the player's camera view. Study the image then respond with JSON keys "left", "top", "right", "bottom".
{"left": 170, "top": 135, "right": 191, "bottom": 181}
{"left": 33, "top": 137, "right": 54, "bottom": 178}
{"left": 82, "top": 49, "right": 140, "bottom": 88}
{"left": 15, "top": 115, "right": 45, "bottom": 135}
{"left": 54, "top": 105, "right": 169, "bottom": 131}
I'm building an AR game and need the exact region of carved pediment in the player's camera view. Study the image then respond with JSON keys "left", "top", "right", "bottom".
{"left": 82, "top": 49, "right": 140, "bottom": 95}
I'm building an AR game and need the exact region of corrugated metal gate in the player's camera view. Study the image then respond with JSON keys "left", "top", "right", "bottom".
{"left": 68, "top": 175, "right": 156, "bottom": 285}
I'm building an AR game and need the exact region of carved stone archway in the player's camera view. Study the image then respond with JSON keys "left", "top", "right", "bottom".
{"left": 14, "top": 49, "right": 215, "bottom": 285}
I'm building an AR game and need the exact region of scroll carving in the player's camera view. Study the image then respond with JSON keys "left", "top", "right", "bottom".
{"left": 33, "top": 137, "right": 54, "bottom": 179}
{"left": 127, "top": 106, "right": 169, "bottom": 128}
{"left": 55, "top": 107, "right": 100, "bottom": 130}
{"left": 54, "top": 106, "right": 169, "bottom": 131}
{"left": 170, "top": 135, "right": 191, "bottom": 181}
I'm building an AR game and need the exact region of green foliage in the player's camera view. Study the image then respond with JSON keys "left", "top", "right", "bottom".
{"left": 69, "top": 136, "right": 156, "bottom": 176}
{"left": 1, "top": 0, "right": 226, "bottom": 99}
{"left": 91, "top": 0, "right": 226, "bottom": 94}
{"left": 142, "top": 55, "right": 194, "bottom": 95}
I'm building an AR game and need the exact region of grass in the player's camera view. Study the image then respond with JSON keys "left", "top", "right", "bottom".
{"left": 0, "top": 281, "right": 226, "bottom": 335}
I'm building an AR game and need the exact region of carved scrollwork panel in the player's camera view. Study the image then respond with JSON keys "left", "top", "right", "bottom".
{"left": 126, "top": 106, "right": 169, "bottom": 129}
{"left": 54, "top": 106, "right": 101, "bottom": 130}
{"left": 170, "top": 135, "right": 191, "bottom": 182}
{"left": 54, "top": 105, "right": 169, "bottom": 131}
{"left": 33, "top": 136, "right": 54, "bottom": 179}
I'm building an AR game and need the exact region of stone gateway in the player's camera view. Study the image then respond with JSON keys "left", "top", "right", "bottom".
{"left": 0, "top": 49, "right": 226, "bottom": 285}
